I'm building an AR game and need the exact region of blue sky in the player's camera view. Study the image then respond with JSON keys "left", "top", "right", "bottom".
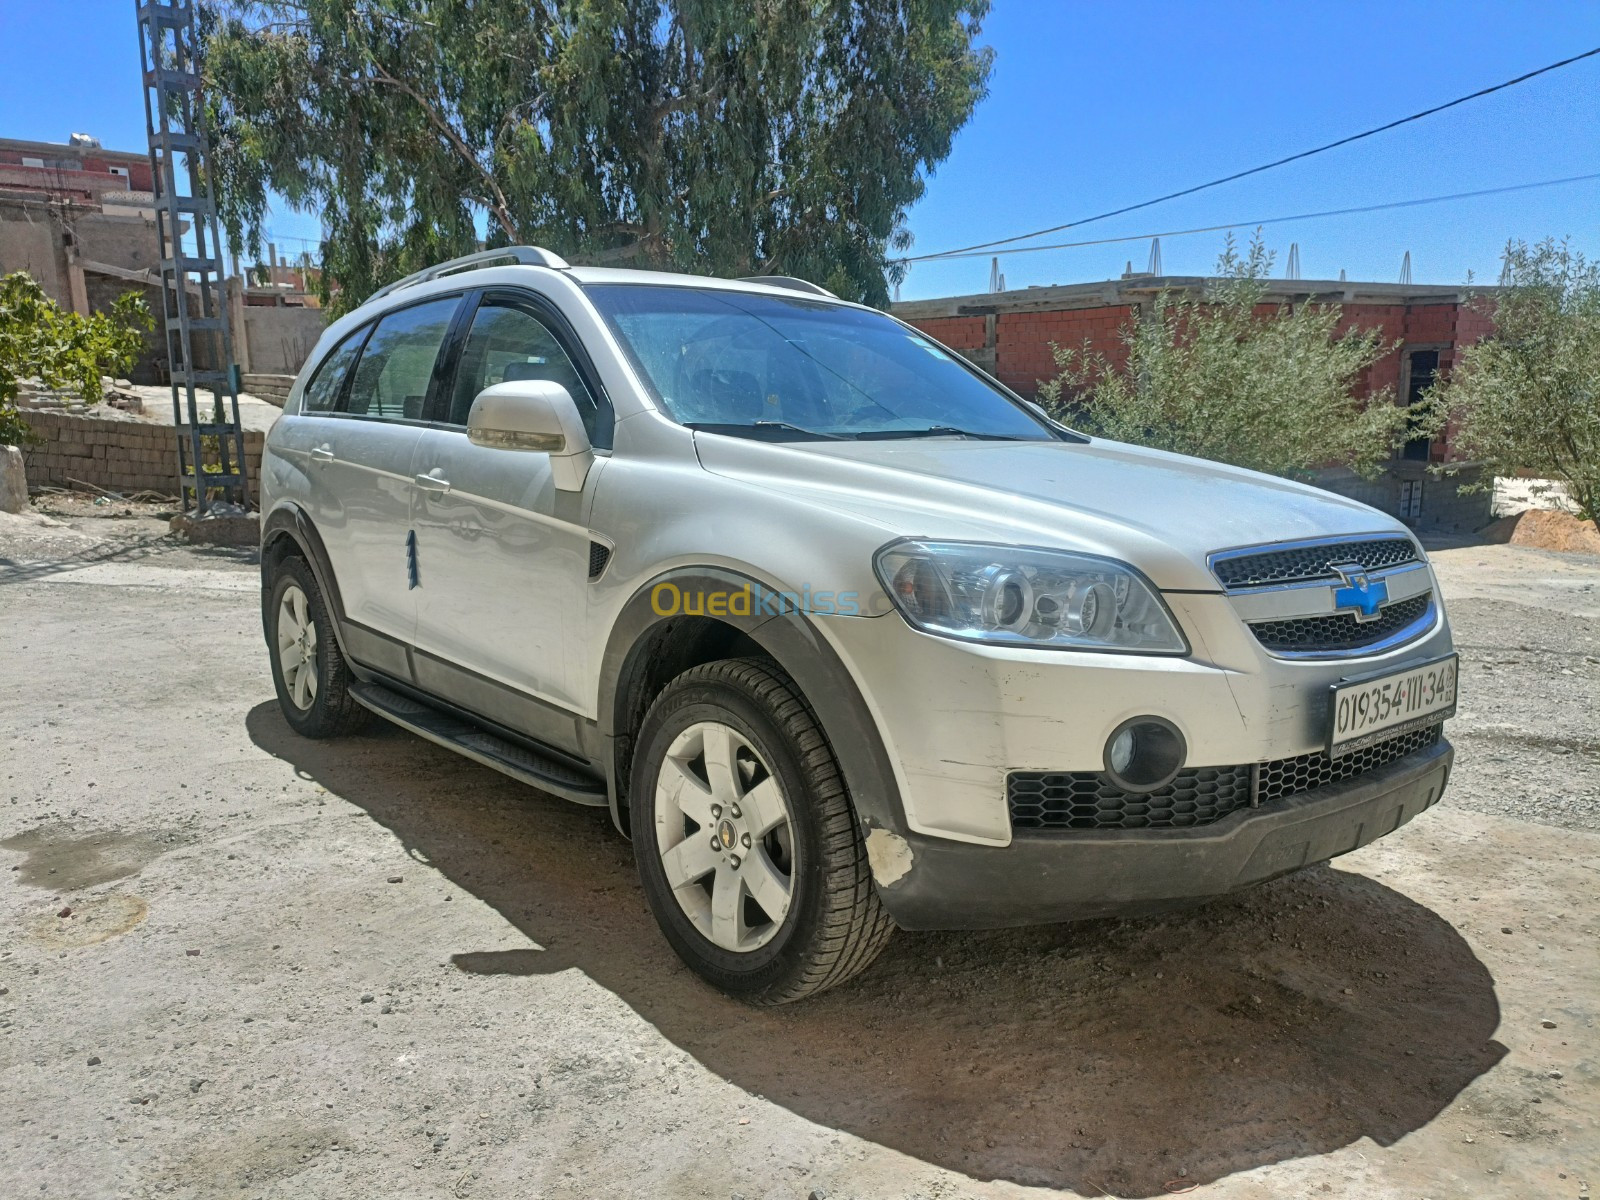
{"left": 900, "top": 1, "right": 1600, "bottom": 298}
{"left": 2, "top": 0, "right": 1596, "bottom": 298}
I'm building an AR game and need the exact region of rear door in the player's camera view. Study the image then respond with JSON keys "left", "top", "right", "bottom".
{"left": 316, "top": 294, "right": 463, "bottom": 657}
{"left": 270, "top": 322, "right": 369, "bottom": 580}
{"left": 408, "top": 290, "right": 610, "bottom": 726}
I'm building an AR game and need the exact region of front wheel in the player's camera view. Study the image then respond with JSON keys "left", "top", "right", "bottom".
{"left": 632, "top": 658, "right": 894, "bottom": 1003}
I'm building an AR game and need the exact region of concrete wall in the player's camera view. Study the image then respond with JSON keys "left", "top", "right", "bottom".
{"left": 19, "top": 410, "right": 263, "bottom": 502}
{"left": 0, "top": 197, "right": 70, "bottom": 306}
{"left": 1313, "top": 461, "right": 1493, "bottom": 532}
{"left": 82, "top": 273, "right": 167, "bottom": 383}
{"left": 75, "top": 208, "right": 164, "bottom": 274}
{"left": 0, "top": 197, "right": 166, "bottom": 296}
{"left": 242, "top": 374, "right": 295, "bottom": 406}
{"left": 241, "top": 305, "right": 325, "bottom": 375}
{"left": 0, "top": 196, "right": 234, "bottom": 385}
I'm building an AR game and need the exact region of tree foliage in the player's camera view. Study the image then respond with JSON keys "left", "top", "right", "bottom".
{"left": 202, "top": 0, "right": 992, "bottom": 313}
{"left": 1039, "top": 235, "right": 1414, "bottom": 480}
{"left": 0, "top": 272, "right": 154, "bottom": 446}
{"left": 1431, "top": 238, "right": 1600, "bottom": 520}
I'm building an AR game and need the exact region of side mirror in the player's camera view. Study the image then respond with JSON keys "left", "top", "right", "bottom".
{"left": 467, "top": 380, "right": 594, "bottom": 492}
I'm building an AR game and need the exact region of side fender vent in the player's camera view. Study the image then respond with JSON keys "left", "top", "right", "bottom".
{"left": 587, "top": 541, "right": 612, "bottom": 580}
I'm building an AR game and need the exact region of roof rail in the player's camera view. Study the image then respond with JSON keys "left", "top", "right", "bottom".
{"left": 370, "top": 245, "right": 570, "bottom": 302}
{"left": 735, "top": 275, "right": 837, "bottom": 298}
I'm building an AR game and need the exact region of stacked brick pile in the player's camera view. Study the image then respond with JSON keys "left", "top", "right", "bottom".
{"left": 18, "top": 410, "right": 262, "bottom": 500}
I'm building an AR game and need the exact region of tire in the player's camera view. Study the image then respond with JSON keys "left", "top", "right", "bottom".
{"left": 632, "top": 657, "right": 894, "bottom": 1003}
{"left": 266, "top": 556, "right": 369, "bottom": 738}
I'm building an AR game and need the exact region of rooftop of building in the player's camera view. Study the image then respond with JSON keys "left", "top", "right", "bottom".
{"left": 892, "top": 274, "right": 1485, "bottom": 319}
{"left": 0, "top": 134, "right": 147, "bottom": 165}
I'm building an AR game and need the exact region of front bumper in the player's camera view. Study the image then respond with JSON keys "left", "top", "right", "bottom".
{"left": 872, "top": 737, "right": 1451, "bottom": 931}
{"left": 813, "top": 590, "right": 1454, "bottom": 845}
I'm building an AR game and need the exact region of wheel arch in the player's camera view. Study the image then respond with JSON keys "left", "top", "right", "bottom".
{"left": 260, "top": 503, "right": 351, "bottom": 658}
{"left": 597, "top": 567, "right": 907, "bottom": 843}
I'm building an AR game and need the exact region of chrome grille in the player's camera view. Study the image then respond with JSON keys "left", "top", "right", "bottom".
{"left": 1008, "top": 722, "right": 1444, "bottom": 832}
{"left": 1211, "top": 536, "right": 1418, "bottom": 590}
{"left": 1249, "top": 593, "right": 1433, "bottom": 654}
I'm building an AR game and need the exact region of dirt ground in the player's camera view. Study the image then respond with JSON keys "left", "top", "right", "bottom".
{"left": 0, "top": 506, "right": 1595, "bottom": 1200}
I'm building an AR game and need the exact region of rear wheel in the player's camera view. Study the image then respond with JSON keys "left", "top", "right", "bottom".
{"left": 633, "top": 658, "right": 894, "bottom": 1003}
{"left": 266, "top": 557, "right": 368, "bottom": 738}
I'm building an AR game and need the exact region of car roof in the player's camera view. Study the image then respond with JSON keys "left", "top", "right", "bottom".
{"left": 362, "top": 245, "right": 858, "bottom": 312}
{"left": 563, "top": 264, "right": 811, "bottom": 293}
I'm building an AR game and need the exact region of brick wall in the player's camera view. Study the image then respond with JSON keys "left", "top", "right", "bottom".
{"left": 906, "top": 295, "right": 1492, "bottom": 458}
{"left": 992, "top": 306, "right": 1132, "bottom": 397}
{"left": 912, "top": 315, "right": 986, "bottom": 351}
{"left": 19, "top": 411, "right": 262, "bottom": 501}
{"left": 898, "top": 281, "right": 1500, "bottom": 530}
{"left": 1331, "top": 303, "right": 1407, "bottom": 400}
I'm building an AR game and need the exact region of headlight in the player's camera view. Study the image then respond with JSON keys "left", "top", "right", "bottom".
{"left": 874, "top": 540, "right": 1188, "bottom": 654}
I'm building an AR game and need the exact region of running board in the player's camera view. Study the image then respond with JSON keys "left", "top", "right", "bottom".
{"left": 348, "top": 682, "right": 608, "bottom": 807}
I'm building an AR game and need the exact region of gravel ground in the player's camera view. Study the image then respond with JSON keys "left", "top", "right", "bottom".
{"left": 0, "top": 515, "right": 1595, "bottom": 1200}
{"left": 1430, "top": 546, "right": 1600, "bottom": 832}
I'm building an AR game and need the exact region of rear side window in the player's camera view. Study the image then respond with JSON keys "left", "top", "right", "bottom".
{"left": 300, "top": 328, "right": 367, "bottom": 413}
{"left": 345, "top": 297, "right": 460, "bottom": 420}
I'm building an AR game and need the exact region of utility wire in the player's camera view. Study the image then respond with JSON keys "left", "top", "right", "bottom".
{"left": 910, "top": 45, "right": 1600, "bottom": 263}
{"left": 907, "top": 171, "right": 1600, "bottom": 263}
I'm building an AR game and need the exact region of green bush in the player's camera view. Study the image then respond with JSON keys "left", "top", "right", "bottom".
{"left": 0, "top": 271, "right": 155, "bottom": 446}
{"left": 1039, "top": 235, "right": 1418, "bottom": 480}
{"left": 1431, "top": 239, "right": 1600, "bottom": 521}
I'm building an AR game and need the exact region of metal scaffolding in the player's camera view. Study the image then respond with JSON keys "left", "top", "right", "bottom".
{"left": 136, "top": 0, "right": 249, "bottom": 514}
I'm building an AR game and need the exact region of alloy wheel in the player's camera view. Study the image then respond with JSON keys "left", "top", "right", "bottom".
{"left": 276, "top": 584, "right": 320, "bottom": 711}
{"left": 653, "top": 720, "right": 796, "bottom": 953}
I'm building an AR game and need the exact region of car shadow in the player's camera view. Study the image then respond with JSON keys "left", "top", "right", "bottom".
{"left": 246, "top": 701, "right": 1505, "bottom": 1197}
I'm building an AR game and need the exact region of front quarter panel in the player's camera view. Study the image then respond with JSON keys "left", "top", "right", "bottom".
{"left": 587, "top": 416, "right": 898, "bottom": 633}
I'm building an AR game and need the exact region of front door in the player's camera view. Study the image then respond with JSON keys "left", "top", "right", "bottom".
{"left": 408, "top": 292, "right": 608, "bottom": 726}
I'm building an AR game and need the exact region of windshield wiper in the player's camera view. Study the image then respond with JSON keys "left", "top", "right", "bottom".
{"left": 684, "top": 420, "right": 845, "bottom": 441}
{"left": 853, "top": 425, "right": 1023, "bottom": 441}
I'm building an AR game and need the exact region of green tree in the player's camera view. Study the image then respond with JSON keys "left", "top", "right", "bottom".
{"left": 0, "top": 272, "right": 154, "bottom": 446}
{"left": 1431, "top": 238, "right": 1600, "bottom": 520}
{"left": 202, "top": 0, "right": 992, "bottom": 313}
{"left": 1039, "top": 235, "right": 1415, "bottom": 480}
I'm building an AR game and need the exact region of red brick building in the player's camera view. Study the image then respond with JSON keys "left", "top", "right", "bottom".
{"left": 894, "top": 275, "right": 1496, "bottom": 528}
{"left": 0, "top": 134, "right": 154, "bottom": 204}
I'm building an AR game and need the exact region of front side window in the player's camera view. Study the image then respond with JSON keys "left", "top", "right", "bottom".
{"left": 586, "top": 284, "right": 1056, "bottom": 441}
{"left": 344, "top": 297, "right": 460, "bottom": 420}
{"left": 448, "top": 298, "right": 606, "bottom": 443}
{"left": 300, "top": 327, "right": 367, "bottom": 413}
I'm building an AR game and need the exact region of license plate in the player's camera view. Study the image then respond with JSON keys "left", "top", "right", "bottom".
{"left": 1328, "top": 654, "right": 1457, "bottom": 759}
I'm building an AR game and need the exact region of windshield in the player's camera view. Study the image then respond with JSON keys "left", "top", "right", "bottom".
{"left": 586, "top": 284, "right": 1058, "bottom": 441}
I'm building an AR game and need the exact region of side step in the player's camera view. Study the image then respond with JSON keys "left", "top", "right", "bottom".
{"left": 349, "top": 682, "right": 608, "bottom": 807}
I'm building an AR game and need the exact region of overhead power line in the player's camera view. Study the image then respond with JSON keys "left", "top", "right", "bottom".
{"left": 907, "top": 171, "right": 1600, "bottom": 263}
{"left": 911, "top": 44, "right": 1600, "bottom": 263}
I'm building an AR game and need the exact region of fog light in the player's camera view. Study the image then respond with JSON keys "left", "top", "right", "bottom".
{"left": 1103, "top": 717, "right": 1186, "bottom": 793}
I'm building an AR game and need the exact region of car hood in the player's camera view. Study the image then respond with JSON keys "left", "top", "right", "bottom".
{"left": 693, "top": 433, "right": 1412, "bottom": 592}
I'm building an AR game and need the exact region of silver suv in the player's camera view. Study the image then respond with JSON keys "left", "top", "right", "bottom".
{"left": 260, "top": 246, "right": 1459, "bottom": 1002}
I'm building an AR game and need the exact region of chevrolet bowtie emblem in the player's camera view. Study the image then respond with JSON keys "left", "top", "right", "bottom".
{"left": 1331, "top": 563, "right": 1389, "bottom": 622}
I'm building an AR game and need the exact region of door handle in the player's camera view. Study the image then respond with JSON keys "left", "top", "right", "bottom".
{"left": 414, "top": 469, "right": 451, "bottom": 494}
{"left": 309, "top": 445, "right": 335, "bottom": 464}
